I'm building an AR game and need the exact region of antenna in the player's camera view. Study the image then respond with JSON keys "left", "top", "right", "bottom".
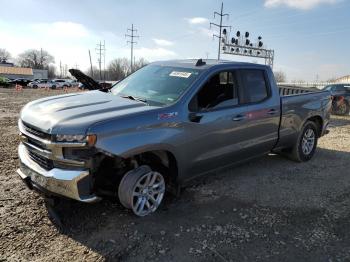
{"left": 195, "top": 59, "right": 206, "bottom": 66}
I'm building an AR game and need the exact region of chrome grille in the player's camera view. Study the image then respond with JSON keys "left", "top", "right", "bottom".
{"left": 22, "top": 122, "right": 51, "bottom": 140}
{"left": 27, "top": 148, "right": 53, "bottom": 170}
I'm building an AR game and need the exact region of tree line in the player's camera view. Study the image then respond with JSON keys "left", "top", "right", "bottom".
{"left": 1, "top": 47, "right": 293, "bottom": 82}
{"left": 0, "top": 48, "right": 147, "bottom": 81}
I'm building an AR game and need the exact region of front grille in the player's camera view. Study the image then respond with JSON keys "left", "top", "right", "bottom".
{"left": 27, "top": 149, "right": 53, "bottom": 170}
{"left": 22, "top": 122, "right": 51, "bottom": 140}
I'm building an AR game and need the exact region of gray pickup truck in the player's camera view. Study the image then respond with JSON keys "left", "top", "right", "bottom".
{"left": 17, "top": 60, "right": 331, "bottom": 216}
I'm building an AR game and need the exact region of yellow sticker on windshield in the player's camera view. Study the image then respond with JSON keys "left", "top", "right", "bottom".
{"left": 169, "top": 71, "right": 192, "bottom": 78}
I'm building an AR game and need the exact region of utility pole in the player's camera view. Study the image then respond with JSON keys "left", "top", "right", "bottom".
{"left": 96, "top": 41, "right": 106, "bottom": 81}
{"left": 60, "top": 61, "right": 62, "bottom": 78}
{"left": 125, "top": 24, "right": 139, "bottom": 72}
{"left": 210, "top": 2, "right": 230, "bottom": 60}
{"left": 40, "top": 48, "right": 43, "bottom": 69}
{"left": 103, "top": 40, "right": 106, "bottom": 81}
{"left": 88, "top": 50, "right": 93, "bottom": 77}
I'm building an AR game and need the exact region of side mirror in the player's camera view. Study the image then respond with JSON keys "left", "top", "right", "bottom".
{"left": 188, "top": 112, "right": 203, "bottom": 123}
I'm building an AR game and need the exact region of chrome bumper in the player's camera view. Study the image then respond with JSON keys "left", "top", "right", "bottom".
{"left": 17, "top": 143, "right": 100, "bottom": 203}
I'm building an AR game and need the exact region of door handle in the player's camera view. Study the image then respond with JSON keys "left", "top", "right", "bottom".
{"left": 232, "top": 115, "right": 246, "bottom": 121}
{"left": 267, "top": 109, "right": 278, "bottom": 115}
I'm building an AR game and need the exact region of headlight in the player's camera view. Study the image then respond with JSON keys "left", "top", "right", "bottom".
{"left": 55, "top": 134, "right": 97, "bottom": 146}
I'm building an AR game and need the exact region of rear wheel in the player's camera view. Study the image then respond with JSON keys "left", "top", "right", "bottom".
{"left": 285, "top": 121, "right": 318, "bottom": 162}
{"left": 118, "top": 165, "right": 166, "bottom": 217}
{"left": 335, "top": 102, "right": 349, "bottom": 115}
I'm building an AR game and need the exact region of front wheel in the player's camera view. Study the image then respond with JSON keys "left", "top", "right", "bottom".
{"left": 285, "top": 121, "right": 318, "bottom": 162}
{"left": 118, "top": 165, "right": 166, "bottom": 217}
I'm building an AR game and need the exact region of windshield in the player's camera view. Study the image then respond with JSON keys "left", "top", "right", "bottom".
{"left": 111, "top": 65, "right": 201, "bottom": 106}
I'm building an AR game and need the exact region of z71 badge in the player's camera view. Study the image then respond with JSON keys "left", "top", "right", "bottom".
{"left": 158, "top": 112, "right": 178, "bottom": 120}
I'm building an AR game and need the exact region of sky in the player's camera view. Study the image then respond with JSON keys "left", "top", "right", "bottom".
{"left": 1, "top": 0, "right": 350, "bottom": 81}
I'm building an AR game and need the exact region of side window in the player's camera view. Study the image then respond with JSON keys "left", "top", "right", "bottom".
{"left": 190, "top": 71, "right": 239, "bottom": 111}
{"left": 335, "top": 85, "right": 345, "bottom": 91}
{"left": 240, "top": 70, "right": 269, "bottom": 103}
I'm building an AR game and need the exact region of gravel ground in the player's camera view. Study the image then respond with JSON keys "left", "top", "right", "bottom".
{"left": 1, "top": 88, "right": 350, "bottom": 262}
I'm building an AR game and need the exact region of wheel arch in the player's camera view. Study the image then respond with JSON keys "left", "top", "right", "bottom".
{"left": 305, "top": 115, "right": 323, "bottom": 137}
{"left": 131, "top": 150, "right": 179, "bottom": 184}
{"left": 95, "top": 147, "right": 179, "bottom": 183}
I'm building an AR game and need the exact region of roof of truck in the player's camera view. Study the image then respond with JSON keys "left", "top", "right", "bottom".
{"left": 152, "top": 59, "right": 269, "bottom": 70}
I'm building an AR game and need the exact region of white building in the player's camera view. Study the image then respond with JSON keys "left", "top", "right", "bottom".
{"left": 0, "top": 65, "right": 48, "bottom": 80}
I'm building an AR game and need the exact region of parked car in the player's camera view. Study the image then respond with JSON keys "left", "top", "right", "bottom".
{"left": 50, "top": 79, "right": 72, "bottom": 89}
{"left": 17, "top": 60, "right": 331, "bottom": 216}
{"left": 323, "top": 84, "right": 350, "bottom": 115}
{"left": 28, "top": 80, "right": 53, "bottom": 89}
{"left": 31, "top": 78, "right": 48, "bottom": 83}
{"left": 9, "top": 78, "right": 32, "bottom": 86}
{"left": 78, "top": 82, "right": 85, "bottom": 90}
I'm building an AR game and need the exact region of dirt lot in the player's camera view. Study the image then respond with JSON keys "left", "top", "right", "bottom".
{"left": 1, "top": 87, "right": 350, "bottom": 262}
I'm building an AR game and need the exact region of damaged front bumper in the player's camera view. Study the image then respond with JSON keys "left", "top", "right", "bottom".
{"left": 17, "top": 143, "right": 100, "bottom": 203}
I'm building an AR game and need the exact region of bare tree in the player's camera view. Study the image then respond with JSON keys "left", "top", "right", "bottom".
{"left": 107, "top": 58, "right": 130, "bottom": 81}
{"left": 132, "top": 58, "right": 148, "bottom": 72}
{"left": 84, "top": 66, "right": 99, "bottom": 78}
{"left": 274, "top": 71, "right": 287, "bottom": 82}
{"left": 0, "top": 48, "right": 11, "bottom": 63}
{"left": 82, "top": 57, "right": 148, "bottom": 82}
{"left": 107, "top": 57, "right": 148, "bottom": 81}
{"left": 17, "top": 49, "right": 54, "bottom": 69}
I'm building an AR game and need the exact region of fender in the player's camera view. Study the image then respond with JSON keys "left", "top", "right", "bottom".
{"left": 90, "top": 121, "right": 182, "bottom": 161}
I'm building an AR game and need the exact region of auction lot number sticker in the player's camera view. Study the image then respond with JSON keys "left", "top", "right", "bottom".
{"left": 169, "top": 71, "right": 192, "bottom": 78}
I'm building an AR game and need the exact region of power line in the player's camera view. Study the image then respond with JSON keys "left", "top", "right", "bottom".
{"left": 125, "top": 24, "right": 139, "bottom": 71}
{"left": 210, "top": 2, "right": 231, "bottom": 60}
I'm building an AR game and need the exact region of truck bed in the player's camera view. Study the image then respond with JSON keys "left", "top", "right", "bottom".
{"left": 278, "top": 85, "right": 320, "bottom": 96}
{"left": 276, "top": 87, "right": 331, "bottom": 149}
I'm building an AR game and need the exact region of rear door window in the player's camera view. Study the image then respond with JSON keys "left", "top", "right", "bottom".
{"left": 239, "top": 70, "right": 269, "bottom": 104}
{"left": 335, "top": 85, "right": 345, "bottom": 91}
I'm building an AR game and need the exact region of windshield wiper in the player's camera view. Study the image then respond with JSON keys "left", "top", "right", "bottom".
{"left": 120, "top": 95, "right": 148, "bottom": 104}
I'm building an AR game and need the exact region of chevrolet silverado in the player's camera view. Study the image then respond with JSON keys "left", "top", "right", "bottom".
{"left": 17, "top": 59, "right": 331, "bottom": 216}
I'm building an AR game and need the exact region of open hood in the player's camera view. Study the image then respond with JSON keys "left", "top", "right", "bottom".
{"left": 69, "top": 69, "right": 101, "bottom": 90}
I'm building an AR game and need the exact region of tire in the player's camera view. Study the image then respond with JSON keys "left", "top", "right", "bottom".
{"left": 118, "top": 165, "right": 166, "bottom": 217}
{"left": 335, "top": 102, "right": 349, "bottom": 115}
{"left": 286, "top": 121, "right": 318, "bottom": 162}
{"left": 33, "top": 85, "right": 38, "bottom": 89}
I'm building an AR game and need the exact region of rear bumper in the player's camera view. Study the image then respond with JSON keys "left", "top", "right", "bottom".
{"left": 17, "top": 143, "right": 100, "bottom": 203}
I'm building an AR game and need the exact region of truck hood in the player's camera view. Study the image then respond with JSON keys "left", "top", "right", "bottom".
{"left": 20, "top": 90, "right": 158, "bottom": 134}
{"left": 68, "top": 69, "right": 101, "bottom": 90}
